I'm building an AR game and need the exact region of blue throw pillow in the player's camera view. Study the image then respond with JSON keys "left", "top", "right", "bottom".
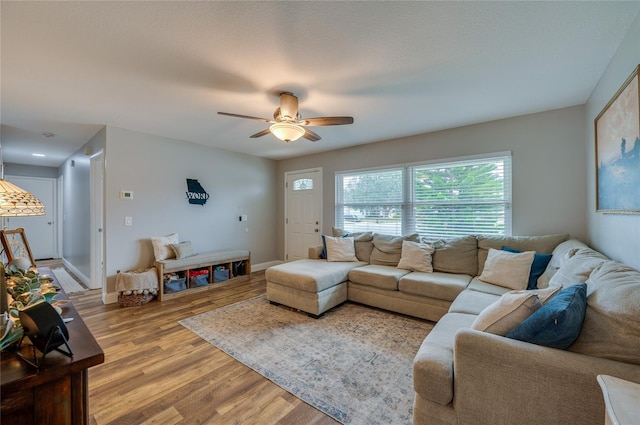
{"left": 506, "top": 283, "right": 587, "bottom": 349}
{"left": 502, "top": 246, "right": 552, "bottom": 290}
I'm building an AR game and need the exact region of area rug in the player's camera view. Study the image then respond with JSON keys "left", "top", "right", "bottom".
{"left": 179, "top": 296, "right": 433, "bottom": 425}
{"left": 52, "top": 267, "right": 87, "bottom": 293}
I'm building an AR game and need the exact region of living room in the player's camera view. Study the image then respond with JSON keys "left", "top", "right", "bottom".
{"left": 2, "top": 2, "right": 639, "bottom": 305}
{"left": 1, "top": 2, "right": 640, "bottom": 423}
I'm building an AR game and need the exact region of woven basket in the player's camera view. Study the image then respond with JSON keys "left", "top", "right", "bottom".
{"left": 118, "top": 292, "right": 155, "bottom": 307}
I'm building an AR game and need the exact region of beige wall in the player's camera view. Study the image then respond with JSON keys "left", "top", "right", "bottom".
{"left": 277, "top": 105, "right": 587, "bottom": 260}
{"left": 586, "top": 12, "right": 640, "bottom": 271}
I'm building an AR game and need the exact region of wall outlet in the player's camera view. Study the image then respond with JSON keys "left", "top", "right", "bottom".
{"left": 125, "top": 216, "right": 133, "bottom": 226}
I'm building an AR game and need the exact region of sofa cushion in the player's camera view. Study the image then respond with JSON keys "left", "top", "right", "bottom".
{"left": 477, "top": 234, "right": 568, "bottom": 275}
{"left": 266, "top": 259, "right": 366, "bottom": 293}
{"left": 478, "top": 248, "right": 535, "bottom": 290}
{"left": 471, "top": 290, "right": 541, "bottom": 336}
{"left": 502, "top": 246, "right": 552, "bottom": 290}
{"left": 537, "top": 239, "right": 591, "bottom": 288}
{"left": 448, "top": 289, "right": 501, "bottom": 315}
{"left": 348, "top": 264, "right": 410, "bottom": 290}
{"left": 413, "top": 312, "right": 476, "bottom": 405}
{"left": 430, "top": 235, "right": 478, "bottom": 276}
{"left": 332, "top": 228, "right": 376, "bottom": 262}
{"left": 399, "top": 272, "right": 471, "bottom": 302}
{"left": 547, "top": 248, "right": 608, "bottom": 288}
{"left": 397, "top": 240, "right": 435, "bottom": 272}
{"left": 467, "top": 277, "right": 513, "bottom": 296}
{"left": 325, "top": 236, "right": 358, "bottom": 262}
{"left": 507, "top": 283, "right": 587, "bottom": 349}
{"left": 568, "top": 261, "right": 640, "bottom": 365}
{"left": 369, "top": 233, "right": 420, "bottom": 266}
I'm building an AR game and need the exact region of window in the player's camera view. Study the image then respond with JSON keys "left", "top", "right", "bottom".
{"left": 335, "top": 153, "right": 511, "bottom": 238}
{"left": 293, "top": 178, "right": 313, "bottom": 190}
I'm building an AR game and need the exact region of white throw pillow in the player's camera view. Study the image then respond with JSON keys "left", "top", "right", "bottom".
{"left": 151, "top": 233, "right": 179, "bottom": 261}
{"left": 170, "top": 241, "right": 198, "bottom": 260}
{"left": 471, "top": 290, "right": 542, "bottom": 335}
{"left": 325, "top": 236, "right": 358, "bottom": 262}
{"left": 397, "top": 240, "right": 435, "bottom": 272}
{"left": 478, "top": 248, "right": 536, "bottom": 290}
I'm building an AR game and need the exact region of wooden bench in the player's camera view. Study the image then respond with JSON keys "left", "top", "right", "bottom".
{"left": 155, "top": 250, "right": 251, "bottom": 300}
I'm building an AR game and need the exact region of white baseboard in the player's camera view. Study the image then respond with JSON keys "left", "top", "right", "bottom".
{"left": 104, "top": 291, "right": 119, "bottom": 305}
{"left": 251, "top": 260, "right": 282, "bottom": 272}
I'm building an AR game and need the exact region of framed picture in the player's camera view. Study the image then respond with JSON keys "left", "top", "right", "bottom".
{"left": 595, "top": 64, "right": 640, "bottom": 214}
{"left": 0, "top": 228, "right": 36, "bottom": 267}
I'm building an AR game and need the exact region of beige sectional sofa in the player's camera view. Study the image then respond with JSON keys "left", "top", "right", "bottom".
{"left": 265, "top": 232, "right": 640, "bottom": 425}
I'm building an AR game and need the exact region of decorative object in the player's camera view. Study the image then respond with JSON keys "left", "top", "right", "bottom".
{"left": 0, "top": 145, "right": 45, "bottom": 218}
{"left": 0, "top": 228, "right": 36, "bottom": 266}
{"left": 180, "top": 296, "right": 433, "bottom": 425}
{"left": 595, "top": 64, "right": 640, "bottom": 214}
{"left": 186, "top": 178, "right": 209, "bottom": 205}
{"left": 16, "top": 301, "right": 72, "bottom": 368}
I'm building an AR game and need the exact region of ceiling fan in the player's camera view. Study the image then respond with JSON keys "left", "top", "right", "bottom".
{"left": 218, "top": 92, "right": 354, "bottom": 143}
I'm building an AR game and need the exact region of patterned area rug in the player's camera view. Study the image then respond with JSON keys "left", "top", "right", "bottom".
{"left": 179, "top": 296, "right": 433, "bottom": 425}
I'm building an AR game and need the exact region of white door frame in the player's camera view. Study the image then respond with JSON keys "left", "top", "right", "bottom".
{"left": 57, "top": 174, "right": 64, "bottom": 259}
{"left": 284, "top": 167, "right": 323, "bottom": 262}
{"left": 90, "top": 150, "right": 106, "bottom": 299}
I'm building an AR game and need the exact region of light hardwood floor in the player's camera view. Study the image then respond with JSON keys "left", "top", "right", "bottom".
{"left": 69, "top": 272, "right": 339, "bottom": 425}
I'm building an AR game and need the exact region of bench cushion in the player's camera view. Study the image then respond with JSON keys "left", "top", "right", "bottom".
{"left": 266, "top": 259, "right": 366, "bottom": 293}
{"left": 399, "top": 272, "right": 471, "bottom": 302}
{"left": 157, "top": 249, "right": 249, "bottom": 271}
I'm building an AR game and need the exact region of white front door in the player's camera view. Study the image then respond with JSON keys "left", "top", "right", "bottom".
{"left": 285, "top": 169, "right": 322, "bottom": 262}
{"left": 4, "top": 176, "right": 57, "bottom": 260}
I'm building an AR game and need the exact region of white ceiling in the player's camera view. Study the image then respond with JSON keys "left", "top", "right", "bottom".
{"left": 1, "top": 1, "right": 639, "bottom": 168}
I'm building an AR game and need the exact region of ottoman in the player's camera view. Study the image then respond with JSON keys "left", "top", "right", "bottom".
{"left": 265, "top": 259, "right": 366, "bottom": 317}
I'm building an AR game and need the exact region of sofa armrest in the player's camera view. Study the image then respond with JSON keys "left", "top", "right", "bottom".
{"left": 308, "top": 245, "right": 324, "bottom": 259}
{"left": 453, "top": 328, "right": 640, "bottom": 425}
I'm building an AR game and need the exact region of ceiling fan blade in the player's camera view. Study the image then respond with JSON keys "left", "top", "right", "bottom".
{"left": 301, "top": 116, "right": 354, "bottom": 126}
{"left": 249, "top": 128, "right": 272, "bottom": 138}
{"left": 279, "top": 92, "right": 299, "bottom": 120}
{"left": 218, "top": 112, "right": 274, "bottom": 123}
{"left": 302, "top": 128, "right": 321, "bottom": 142}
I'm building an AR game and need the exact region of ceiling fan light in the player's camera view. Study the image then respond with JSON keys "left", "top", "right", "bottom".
{"left": 270, "top": 123, "right": 305, "bottom": 143}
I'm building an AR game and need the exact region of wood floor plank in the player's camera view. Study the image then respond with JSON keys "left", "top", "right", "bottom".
{"left": 68, "top": 271, "right": 340, "bottom": 425}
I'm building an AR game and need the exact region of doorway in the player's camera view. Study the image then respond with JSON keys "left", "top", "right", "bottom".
{"left": 284, "top": 168, "right": 322, "bottom": 262}
{"left": 4, "top": 175, "right": 57, "bottom": 260}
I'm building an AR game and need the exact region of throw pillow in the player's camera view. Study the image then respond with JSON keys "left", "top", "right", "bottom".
{"left": 170, "top": 241, "right": 198, "bottom": 260}
{"left": 506, "top": 283, "right": 587, "bottom": 349}
{"left": 502, "top": 246, "right": 553, "bottom": 290}
{"left": 325, "top": 236, "right": 358, "bottom": 262}
{"left": 151, "top": 233, "right": 179, "bottom": 261}
{"left": 471, "top": 290, "right": 542, "bottom": 336}
{"left": 478, "top": 248, "right": 536, "bottom": 290}
{"left": 397, "top": 240, "right": 435, "bottom": 272}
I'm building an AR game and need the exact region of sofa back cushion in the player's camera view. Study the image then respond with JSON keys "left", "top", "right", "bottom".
{"left": 430, "top": 235, "right": 478, "bottom": 276}
{"left": 370, "top": 233, "right": 419, "bottom": 266}
{"left": 537, "top": 239, "right": 591, "bottom": 288}
{"left": 331, "top": 228, "right": 375, "bottom": 263}
{"left": 477, "top": 234, "right": 569, "bottom": 275}
{"left": 547, "top": 248, "right": 608, "bottom": 289}
{"left": 568, "top": 260, "right": 640, "bottom": 365}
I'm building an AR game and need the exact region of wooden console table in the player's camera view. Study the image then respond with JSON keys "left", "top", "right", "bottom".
{"left": 1, "top": 268, "right": 104, "bottom": 425}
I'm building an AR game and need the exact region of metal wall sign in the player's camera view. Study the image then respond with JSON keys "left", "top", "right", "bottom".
{"left": 186, "top": 179, "right": 209, "bottom": 205}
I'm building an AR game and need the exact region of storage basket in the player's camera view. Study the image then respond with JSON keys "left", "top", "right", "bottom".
{"left": 214, "top": 269, "right": 230, "bottom": 282}
{"left": 190, "top": 274, "right": 209, "bottom": 288}
{"left": 118, "top": 292, "right": 155, "bottom": 307}
{"left": 164, "top": 277, "right": 187, "bottom": 293}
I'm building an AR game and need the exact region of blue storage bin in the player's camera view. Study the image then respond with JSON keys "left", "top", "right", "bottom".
{"left": 214, "top": 269, "right": 229, "bottom": 282}
{"left": 190, "top": 274, "right": 209, "bottom": 288}
{"left": 164, "top": 277, "right": 187, "bottom": 293}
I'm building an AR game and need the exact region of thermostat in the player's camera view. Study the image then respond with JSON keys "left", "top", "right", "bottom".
{"left": 120, "top": 190, "right": 134, "bottom": 200}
